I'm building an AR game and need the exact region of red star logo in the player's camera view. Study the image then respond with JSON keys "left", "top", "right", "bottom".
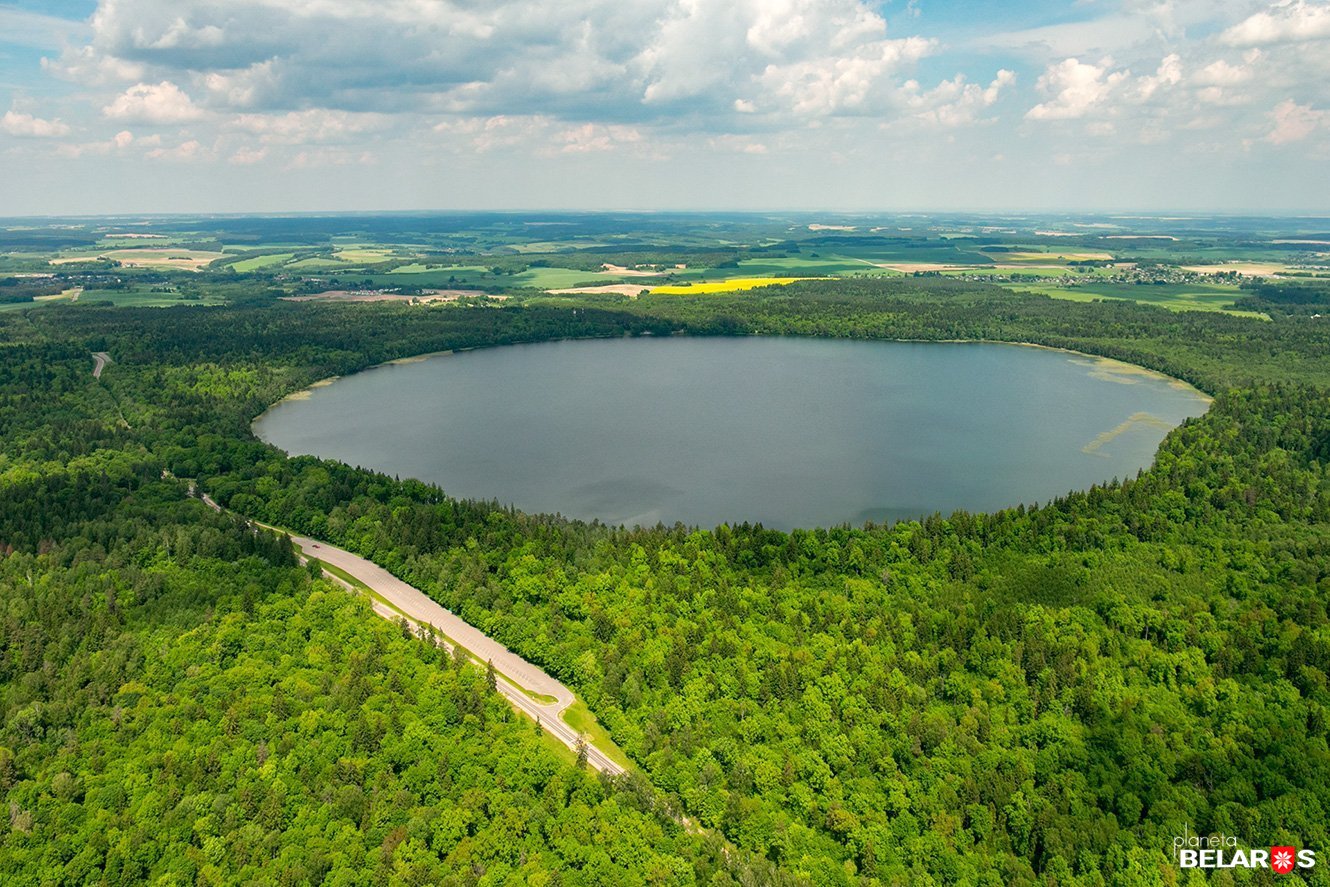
{"left": 1271, "top": 846, "right": 1297, "bottom": 874}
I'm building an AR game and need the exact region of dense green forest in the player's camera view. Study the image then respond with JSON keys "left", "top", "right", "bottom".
{"left": 3, "top": 278, "right": 1329, "bottom": 884}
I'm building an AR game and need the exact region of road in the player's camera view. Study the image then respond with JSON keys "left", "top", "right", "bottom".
{"left": 199, "top": 494, "right": 625, "bottom": 775}
{"left": 92, "top": 352, "right": 111, "bottom": 379}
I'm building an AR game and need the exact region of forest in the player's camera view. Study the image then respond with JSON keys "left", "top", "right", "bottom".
{"left": 2, "top": 277, "right": 1329, "bottom": 885}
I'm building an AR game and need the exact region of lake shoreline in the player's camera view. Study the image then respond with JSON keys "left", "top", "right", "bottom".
{"left": 252, "top": 335, "right": 1212, "bottom": 531}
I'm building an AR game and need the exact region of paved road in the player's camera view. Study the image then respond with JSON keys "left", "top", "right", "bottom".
{"left": 200, "top": 494, "right": 625, "bottom": 775}
{"left": 92, "top": 352, "right": 111, "bottom": 379}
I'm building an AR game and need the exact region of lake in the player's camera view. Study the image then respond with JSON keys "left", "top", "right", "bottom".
{"left": 254, "top": 336, "right": 1211, "bottom": 530}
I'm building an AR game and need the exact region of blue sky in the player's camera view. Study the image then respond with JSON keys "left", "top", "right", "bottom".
{"left": 1, "top": 0, "right": 1327, "bottom": 214}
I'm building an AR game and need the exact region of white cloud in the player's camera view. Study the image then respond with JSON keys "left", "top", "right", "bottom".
{"left": 2, "top": 111, "right": 72, "bottom": 138}
{"left": 1026, "top": 58, "right": 1131, "bottom": 120}
{"left": 758, "top": 36, "right": 935, "bottom": 115}
{"left": 55, "top": 0, "right": 984, "bottom": 130}
{"left": 201, "top": 62, "right": 280, "bottom": 108}
{"left": 10, "top": 0, "right": 1328, "bottom": 213}
{"left": 433, "top": 114, "right": 547, "bottom": 153}
{"left": 1133, "top": 53, "right": 1182, "bottom": 100}
{"left": 146, "top": 138, "right": 209, "bottom": 161}
{"left": 147, "top": 17, "right": 227, "bottom": 50}
{"left": 52, "top": 130, "right": 140, "bottom": 159}
{"left": 709, "top": 134, "right": 769, "bottom": 153}
{"left": 229, "top": 109, "right": 385, "bottom": 145}
{"left": 287, "top": 147, "right": 376, "bottom": 169}
{"left": 901, "top": 70, "right": 1015, "bottom": 128}
{"left": 1267, "top": 98, "right": 1329, "bottom": 143}
{"left": 1221, "top": 0, "right": 1330, "bottom": 46}
{"left": 1193, "top": 56, "right": 1255, "bottom": 87}
{"left": 553, "top": 122, "right": 644, "bottom": 154}
{"left": 103, "top": 81, "right": 204, "bottom": 123}
{"left": 228, "top": 146, "right": 268, "bottom": 164}
{"left": 43, "top": 46, "right": 146, "bottom": 86}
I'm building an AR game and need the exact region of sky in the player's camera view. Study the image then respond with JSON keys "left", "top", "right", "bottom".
{"left": 0, "top": 0, "right": 1327, "bottom": 215}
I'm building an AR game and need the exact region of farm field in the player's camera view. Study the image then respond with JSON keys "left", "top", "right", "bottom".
{"left": 77, "top": 289, "right": 228, "bottom": 307}
{"left": 228, "top": 253, "right": 296, "bottom": 272}
{"left": 651, "top": 276, "right": 827, "bottom": 294}
{"left": 49, "top": 248, "right": 228, "bottom": 270}
{"left": 1008, "top": 280, "right": 1262, "bottom": 315}
{"left": 4, "top": 212, "right": 1328, "bottom": 316}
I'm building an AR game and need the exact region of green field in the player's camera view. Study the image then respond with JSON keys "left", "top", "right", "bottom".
{"left": 1008, "top": 280, "right": 1263, "bottom": 315}
{"left": 285, "top": 257, "right": 347, "bottom": 270}
{"left": 229, "top": 253, "right": 295, "bottom": 272}
{"left": 561, "top": 700, "right": 633, "bottom": 771}
{"left": 78, "top": 289, "right": 227, "bottom": 308}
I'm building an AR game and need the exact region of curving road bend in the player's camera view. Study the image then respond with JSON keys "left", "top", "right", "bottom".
{"left": 199, "top": 494, "right": 624, "bottom": 775}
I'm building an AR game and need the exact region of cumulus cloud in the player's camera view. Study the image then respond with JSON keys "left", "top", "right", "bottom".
{"left": 53, "top": 129, "right": 141, "bottom": 159}
{"left": 2, "top": 111, "right": 72, "bottom": 138}
{"left": 1221, "top": 0, "right": 1330, "bottom": 47}
{"left": 554, "top": 123, "right": 645, "bottom": 154}
{"left": 54, "top": 0, "right": 994, "bottom": 130}
{"left": 229, "top": 109, "right": 385, "bottom": 145}
{"left": 1026, "top": 58, "right": 1131, "bottom": 120}
{"left": 146, "top": 138, "right": 210, "bottom": 161}
{"left": 757, "top": 36, "right": 936, "bottom": 115}
{"left": 287, "top": 147, "right": 376, "bottom": 170}
{"left": 12, "top": 0, "right": 1326, "bottom": 207}
{"left": 43, "top": 46, "right": 146, "bottom": 86}
{"left": 900, "top": 70, "right": 1016, "bottom": 127}
{"left": 1024, "top": 52, "right": 1197, "bottom": 123}
{"left": 103, "top": 81, "right": 204, "bottom": 123}
{"left": 709, "top": 134, "right": 769, "bottom": 153}
{"left": 228, "top": 146, "right": 268, "bottom": 165}
{"left": 1267, "top": 98, "right": 1330, "bottom": 143}
{"left": 1133, "top": 53, "right": 1182, "bottom": 101}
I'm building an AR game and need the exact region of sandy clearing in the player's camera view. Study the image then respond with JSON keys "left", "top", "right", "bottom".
{"left": 877, "top": 262, "right": 973, "bottom": 272}
{"left": 808, "top": 224, "right": 856, "bottom": 231}
{"left": 1002, "top": 251, "right": 1114, "bottom": 261}
{"left": 1034, "top": 231, "right": 1080, "bottom": 237}
{"left": 35, "top": 287, "right": 82, "bottom": 303}
{"left": 1104, "top": 235, "right": 1178, "bottom": 240}
{"left": 1181, "top": 263, "right": 1292, "bottom": 276}
{"left": 107, "top": 249, "right": 228, "bottom": 269}
{"left": 601, "top": 263, "right": 664, "bottom": 277}
{"left": 103, "top": 233, "right": 167, "bottom": 239}
{"left": 1272, "top": 240, "right": 1330, "bottom": 246}
{"left": 55, "top": 249, "right": 227, "bottom": 271}
{"left": 333, "top": 248, "right": 396, "bottom": 262}
{"left": 547, "top": 284, "right": 652, "bottom": 297}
